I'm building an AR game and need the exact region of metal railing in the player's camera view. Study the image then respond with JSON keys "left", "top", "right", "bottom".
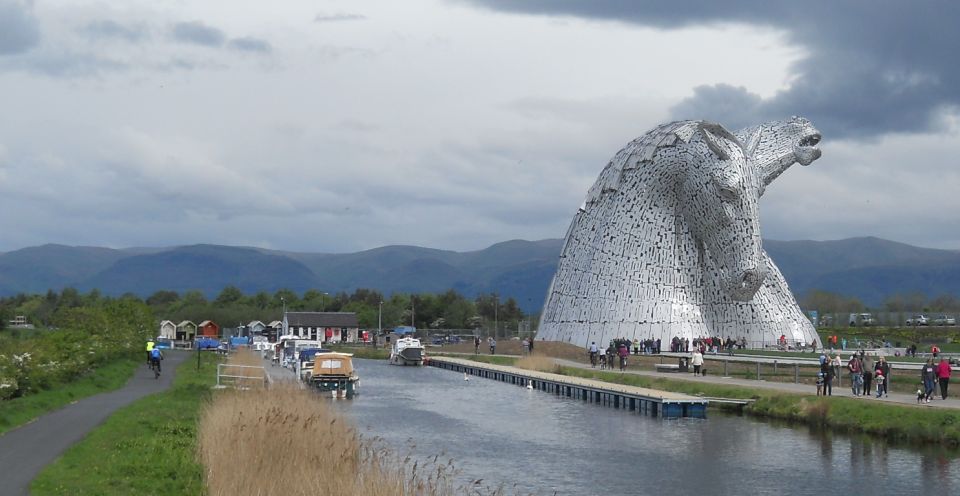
{"left": 215, "top": 364, "right": 267, "bottom": 389}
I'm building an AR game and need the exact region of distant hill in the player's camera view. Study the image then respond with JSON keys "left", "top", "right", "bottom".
{"left": 1, "top": 237, "right": 959, "bottom": 312}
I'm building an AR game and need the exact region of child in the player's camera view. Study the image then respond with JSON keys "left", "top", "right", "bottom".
{"left": 875, "top": 371, "right": 885, "bottom": 398}
{"left": 816, "top": 372, "right": 824, "bottom": 396}
{"left": 917, "top": 382, "right": 925, "bottom": 404}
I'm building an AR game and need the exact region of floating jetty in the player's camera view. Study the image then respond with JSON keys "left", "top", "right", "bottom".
{"left": 428, "top": 356, "right": 708, "bottom": 419}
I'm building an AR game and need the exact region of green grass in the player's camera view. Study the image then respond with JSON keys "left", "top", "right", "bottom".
{"left": 459, "top": 355, "right": 960, "bottom": 447}
{"left": 30, "top": 353, "right": 221, "bottom": 495}
{"left": 0, "top": 356, "right": 140, "bottom": 436}
{"left": 326, "top": 344, "right": 390, "bottom": 360}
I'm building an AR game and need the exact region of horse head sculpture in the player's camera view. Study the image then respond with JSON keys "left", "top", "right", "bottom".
{"left": 538, "top": 117, "right": 824, "bottom": 349}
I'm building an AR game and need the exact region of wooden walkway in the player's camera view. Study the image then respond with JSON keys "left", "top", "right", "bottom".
{"left": 428, "top": 357, "right": 708, "bottom": 418}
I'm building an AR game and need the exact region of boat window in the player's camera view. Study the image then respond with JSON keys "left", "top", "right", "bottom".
{"left": 320, "top": 360, "right": 342, "bottom": 368}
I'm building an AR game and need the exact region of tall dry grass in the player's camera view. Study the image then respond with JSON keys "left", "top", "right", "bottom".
{"left": 199, "top": 351, "right": 498, "bottom": 495}
{"left": 514, "top": 354, "right": 561, "bottom": 374}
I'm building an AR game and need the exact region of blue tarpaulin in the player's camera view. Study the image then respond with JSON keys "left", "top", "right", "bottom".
{"left": 394, "top": 326, "right": 417, "bottom": 335}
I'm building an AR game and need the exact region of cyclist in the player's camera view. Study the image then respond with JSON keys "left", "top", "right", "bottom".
{"left": 145, "top": 339, "right": 155, "bottom": 365}
{"left": 150, "top": 347, "right": 163, "bottom": 375}
{"left": 588, "top": 341, "right": 599, "bottom": 368}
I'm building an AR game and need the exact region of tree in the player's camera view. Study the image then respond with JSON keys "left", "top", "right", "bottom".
{"left": 214, "top": 286, "right": 244, "bottom": 307}
{"left": 146, "top": 290, "right": 180, "bottom": 307}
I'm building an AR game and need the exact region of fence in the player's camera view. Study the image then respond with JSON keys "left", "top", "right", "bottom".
{"left": 215, "top": 364, "right": 267, "bottom": 389}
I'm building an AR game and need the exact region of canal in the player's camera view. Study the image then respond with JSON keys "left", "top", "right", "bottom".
{"left": 335, "top": 359, "right": 960, "bottom": 495}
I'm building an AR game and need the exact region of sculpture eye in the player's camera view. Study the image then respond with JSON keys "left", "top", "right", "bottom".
{"left": 718, "top": 186, "right": 739, "bottom": 202}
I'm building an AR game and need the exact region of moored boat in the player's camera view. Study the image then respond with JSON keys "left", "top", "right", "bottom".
{"left": 390, "top": 336, "right": 425, "bottom": 366}
{"left": 310, "top": 352, "right": 359, "bottom": 398}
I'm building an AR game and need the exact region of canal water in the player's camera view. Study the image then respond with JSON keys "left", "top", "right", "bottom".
{"left": 336, "top": 359, "right": 960, "bottom": 495}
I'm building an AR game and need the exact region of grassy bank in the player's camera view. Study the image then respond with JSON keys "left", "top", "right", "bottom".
{"left": 0, "top": 356, "right": 140, "bottom": 436}
{"left": 327, "top": 344, "right": 390, "bottom": 360}
{"left": 30, "top": 353, "right": 221, "bottom": 495}
{"left": 463, "top": 354, "right": 960, "bottom": 447}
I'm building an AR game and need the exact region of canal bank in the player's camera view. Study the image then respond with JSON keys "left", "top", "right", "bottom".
{"left": 438, "top": 352, "right": 960, "bottom": 447}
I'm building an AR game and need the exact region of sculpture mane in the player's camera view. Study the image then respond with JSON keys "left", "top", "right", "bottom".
{"left": 538, "top": 117, "right": 822, "bottom": 349}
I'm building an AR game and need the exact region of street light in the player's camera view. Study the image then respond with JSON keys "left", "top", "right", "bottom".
{"left": 280, "top": 296, "right": 287, "bottom": 337}
{"left": 494, "top": 293, "right": 498, "bottom": 340}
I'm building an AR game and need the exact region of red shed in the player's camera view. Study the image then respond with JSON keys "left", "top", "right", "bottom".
{"left": 198, "top": 320, "right": 220, "bottom": 337}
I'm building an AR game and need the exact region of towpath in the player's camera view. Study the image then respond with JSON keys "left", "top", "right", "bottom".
{"left": 551, "top": 356, "right": 960, "bottom": 410}
{"left": 0, "top": 351, "right": 188, "bottom": 495}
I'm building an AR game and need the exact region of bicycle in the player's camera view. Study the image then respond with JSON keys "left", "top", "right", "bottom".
{"left": 589, "top": 351, "right": 598, "bottom": 368}
{"left": 149, "top": 358, "right": 161, "bottom": 379}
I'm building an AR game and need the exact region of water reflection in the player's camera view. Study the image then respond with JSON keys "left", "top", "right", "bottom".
{"left": 334, "top": 359, "right": 960, "bottom": 495}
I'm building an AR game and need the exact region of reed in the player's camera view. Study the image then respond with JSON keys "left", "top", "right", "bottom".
{"left": 199, "top": 351, "right": 494, "bottom": 495}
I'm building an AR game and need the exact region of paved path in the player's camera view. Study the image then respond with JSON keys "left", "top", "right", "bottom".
{"left": 0, "top": 351, "right": 188, "bottom": 495}
{"left": 552, "top": 356, "right": 960, "bottom": 410}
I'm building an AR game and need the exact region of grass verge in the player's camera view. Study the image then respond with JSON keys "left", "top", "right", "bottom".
{"left": 461, "top": 354, "right": 960, "bottom": 447}
{"left": 30, "top": 353, "right": 221, "bottom": 495}
{"left": 0, "top": 356, "right": 140, "bottom": 436}
{"left": 327, "top": 344, "right": 390, "bottom": 360}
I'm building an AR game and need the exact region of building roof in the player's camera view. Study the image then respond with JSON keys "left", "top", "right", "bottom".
{"left": 160, "top": 320, "right": 175, "bottom": 327}
{"left": 199, "top": 320, "right": 218, "bottom": 327}
{"left": 267, "top": 320, "right": 283, "bottom": 328}
{"left": 177, "top": 320, "right": 196, "bottom": 328}
{"left": 285, "top": 312, "right": 358, "bottom": 328}
{"left": 248, "top": 320, "right": 265, "bottom": 327}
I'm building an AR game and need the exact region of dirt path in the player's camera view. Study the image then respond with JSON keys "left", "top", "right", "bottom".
{"left": 0, "top": 351, "right": 188, "bottom": 495}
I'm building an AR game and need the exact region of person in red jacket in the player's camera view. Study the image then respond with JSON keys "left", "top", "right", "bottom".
{"left": 937, "top": 358, "right": 952, "bottom": 400}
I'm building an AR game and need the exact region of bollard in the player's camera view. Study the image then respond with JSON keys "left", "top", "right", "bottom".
{"left": 756, "top": 362, "right": 761, "bottom": 380}
{"left": 724, "top": 360, "right": 728, "bottom": 376}
{"left": 773, "top": 360, "right": 778, "bottom": 375}
{"left": 794, "top": 364, "right": 799, "bottom": 383}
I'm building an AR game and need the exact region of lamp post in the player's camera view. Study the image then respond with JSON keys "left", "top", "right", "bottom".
{"left": 281, "top": 296, "right": 286, "bottom": 337}
{"left": 378, "top": 300, "right": 383, "bottom": 335}
{"left": 494, "top": 293, "right": 498, "bottom": 340}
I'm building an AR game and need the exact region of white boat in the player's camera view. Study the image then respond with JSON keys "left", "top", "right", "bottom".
{"left": 390, "top": 336, "right": 425, "bottom": 366}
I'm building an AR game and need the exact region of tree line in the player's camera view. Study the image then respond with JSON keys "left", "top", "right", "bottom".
{"left": 800, "top": 289, "right": 960, "bottom": 314}
{"left": 0, "top": 287, "right": 532, "bottom": 336}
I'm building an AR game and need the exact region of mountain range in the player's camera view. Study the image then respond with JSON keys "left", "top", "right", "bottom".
{"left": 1, "top": 237, "right": 958, "bottom": 312}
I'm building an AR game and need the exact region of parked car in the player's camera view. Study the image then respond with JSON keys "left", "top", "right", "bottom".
{"left": 934, "top": 315, "right": 957, "bottom": 326}
{"left": 906, "top": 315, "right": 930, "bottom": 326}
{"left": 848, "top": 313, "right": 876, "bottom": 327}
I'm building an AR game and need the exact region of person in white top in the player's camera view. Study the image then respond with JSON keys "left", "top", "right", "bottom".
{"left": 691, "top": 350, "right": 704, "bottom": 376}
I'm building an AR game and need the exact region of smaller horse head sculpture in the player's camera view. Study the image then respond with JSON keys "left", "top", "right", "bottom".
{"left": 678, "top": 122, "right": 767, "bottom": 301}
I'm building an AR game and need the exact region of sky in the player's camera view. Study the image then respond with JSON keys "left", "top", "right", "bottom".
{"left": 1, "top": 0, "right": 959, "bottom": 254}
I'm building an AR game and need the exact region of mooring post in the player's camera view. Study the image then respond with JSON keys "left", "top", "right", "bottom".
{"left": 794, "top": 364, "right": 800, "bottom": 383}
{"left": 774, "top": 360, "right": 778, "bottom": 375}
{"left": 724, "top": 360, "right": 728, "bottom": 376}
{"left": 756, "top": 362, "right": 761, "bottom": 380}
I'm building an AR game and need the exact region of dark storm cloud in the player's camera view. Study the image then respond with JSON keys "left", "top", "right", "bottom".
{"left": 227, "top": 36, "right": 271, "bottom": 53}
{"left": 0, "top": 0, "right": 40, "bottom": 55}
{"left": 462, "top": 0, "right": 960, "bottom": 139}
{"left": 171, "top": 21, "right": 225, "bottom": 47}
{"left": 79, "top": 20, "right": 149, "bottom": 42}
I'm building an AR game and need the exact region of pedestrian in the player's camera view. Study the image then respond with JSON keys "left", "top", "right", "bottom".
{"left": 618, "top": 342, "right": 629, "bottom": 371}
{"left": 848, "top": 354, "right": 863, "bottom": 396}
{"left": 862, "top": 355, "right": 874, "bottom": 398}
{"left": 931, "top": 344, "right": 940, "bottom": 358}
{"left": 489, "top": 338, "right": 496, "bottom": 355}
{"left": 831, "top": 353, "right": 842, "bottom": 386}
{"left": 921, "top": 359, "right": 937, "bottom": 403}
{"left": 816, "top": 372, "right": 825, "bottom": 396}
{"left": 875, "top": 370, "right": 885, "bottom": 398}
{"left": 474, "top": 336, "right": 481, "bottom": 355}
{"left": 874, "top": 356, "right": 891, "bottom": 396}
{"left": 820, "top": 358, "right": 834, "bottom": 396}
{"left": 522, "top": 338, "right": 530, "bottom": 355}
{"left": 528, "top": 338, "right": 534, "bottom": 355}
{"left": 937, "top": 358, "right": 952, "bottom": 400}
{"left": 691, "top": 349, "right": 704, "bottom": 376}
{"left": 633, "top": 338, "right": 640, "bottom": 355}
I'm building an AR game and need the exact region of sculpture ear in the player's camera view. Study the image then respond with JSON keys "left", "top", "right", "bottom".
{"left": 700, "top": 127, "right": 730, "bottom": 161}
{"left": 743, "top": 128, "right": 762, "bottom": 158}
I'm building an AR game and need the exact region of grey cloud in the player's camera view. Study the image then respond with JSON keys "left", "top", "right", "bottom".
{"left": 314, "top": 13, "right": 367, "bottom": 22}
{"left": 0, "top": 0, "right": 40, "bottom": 55}
{"left": 2, "top": 50, "right": 127, "bottom": 77}
{"left": 228, "top": 36, "right": 271, "bottom": 53}
{"left": 463, "top": 0, "right": 960, "bottom": 140}
{"left": 79, "top": 20, "right": 149, "bottom": 42}
{"left": 171, "top": 21, "right": 225, "bottom": 47}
